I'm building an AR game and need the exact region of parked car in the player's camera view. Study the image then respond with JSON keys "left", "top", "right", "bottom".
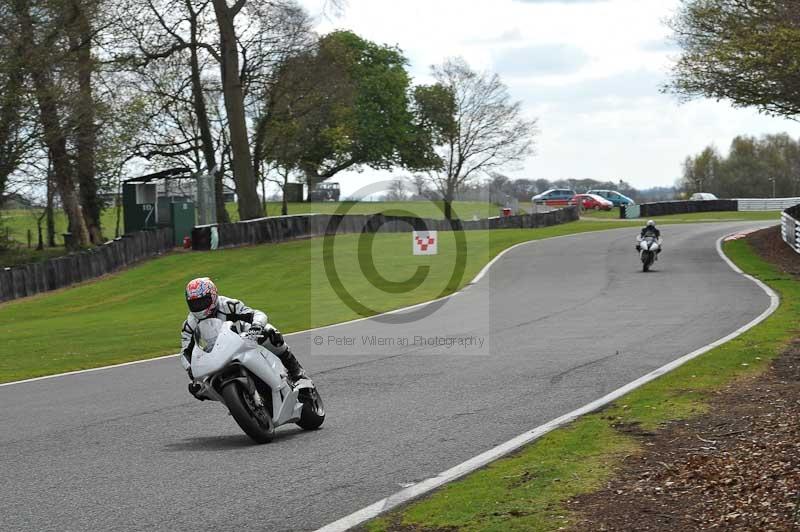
{"left": 569, "top": 193, "right": 614, "bottom": 211}
{"left": 586, "top": 189, "right": 635, "bottom": 207}
{"left": 532, "top": 188, "right": 576, "bottom": 206}
{"left": 689, "top": 192, "right": 718, "bottom": 201}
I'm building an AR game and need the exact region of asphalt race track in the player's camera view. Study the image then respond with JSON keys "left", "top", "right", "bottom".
{"left": 0, "top": 222, "right": 773, "bottom": 531}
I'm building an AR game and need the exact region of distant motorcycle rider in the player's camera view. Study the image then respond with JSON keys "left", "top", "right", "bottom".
{"left": 180, "top": 278, "right": 308, "bottom": 400}
{"left": 636, "top": 220, "right": 662, "bottom": 253}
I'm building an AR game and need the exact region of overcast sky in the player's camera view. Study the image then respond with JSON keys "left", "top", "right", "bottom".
{"left": 297, "top": 0, "right": 800, "bottom": 195}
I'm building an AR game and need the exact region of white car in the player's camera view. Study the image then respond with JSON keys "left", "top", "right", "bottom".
{"left": 690, "top": 192, "right": 718, "bottom": 201}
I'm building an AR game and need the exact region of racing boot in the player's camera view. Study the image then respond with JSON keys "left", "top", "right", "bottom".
{"left": 278, "top": 349, "right": 309, "bottom": 382}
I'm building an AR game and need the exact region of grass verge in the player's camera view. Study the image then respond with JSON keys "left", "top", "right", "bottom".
{"left": 365, "top": 236, "right": 798, "bottom": 532}
{"left": 0, "top": 201, "right": 502, "bottom": 267}
{"left": 0, "top": 220, "right": 628, "bottom": 383}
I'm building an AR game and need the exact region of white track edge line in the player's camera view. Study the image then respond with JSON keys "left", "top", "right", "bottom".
{"left": 0, "top": 353, "right": 181, "bottom": 387}
{"left": 313, "top": 230, "right": 780, "bottom": 532}
{"left": 1, "top": 229, "right": 612, "bottom": 388}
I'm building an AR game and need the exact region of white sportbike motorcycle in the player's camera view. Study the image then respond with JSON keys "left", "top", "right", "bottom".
{"left": 637, "top": 235, "right": 661, "bottom": 272}
{"left": 187, "top": 319, "right": 324, "bottom": 443}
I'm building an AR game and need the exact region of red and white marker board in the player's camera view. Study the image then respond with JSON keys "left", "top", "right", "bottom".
{"left": 412, "top": 231, "right": 438, "bottom": 255}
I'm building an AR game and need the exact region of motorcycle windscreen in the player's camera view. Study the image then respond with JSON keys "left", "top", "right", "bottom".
{"left": 191, "top": 319, "right": 242, "bottom": 379}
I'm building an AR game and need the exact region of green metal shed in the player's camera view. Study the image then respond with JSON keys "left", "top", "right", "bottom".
{"left": 122, "top": 168, "right": 197, "bottom": 246}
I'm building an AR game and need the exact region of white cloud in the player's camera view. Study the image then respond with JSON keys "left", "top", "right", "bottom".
{"left": 494, "top": 45, "right": 589, "bottom": 76}
{"left": 298, "top": 0, "right": 800, "bottom": 192}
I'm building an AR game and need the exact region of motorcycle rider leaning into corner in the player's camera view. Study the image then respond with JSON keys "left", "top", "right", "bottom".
{"left": 180, "top": 277, "right": 309, "bottom": 401}
{"left": 636, "top": 219, "right": 662, "bottom": 253}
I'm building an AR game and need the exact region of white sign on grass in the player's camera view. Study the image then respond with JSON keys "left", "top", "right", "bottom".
{"left": 412, "top": 231, "right": 438, "bottom": 255}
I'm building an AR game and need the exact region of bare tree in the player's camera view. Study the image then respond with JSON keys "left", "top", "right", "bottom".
{"left": 11, "top": 0, "right": 91, "bottom": 247}
{"left": 385, "top": 179, "right": 408, "bottom": 201}
{"left": 409, "top": 174, "right": 433, "bottom": 199}
{"left": 418, "top": 58, "right": 538, "bottom": 220}
{"left": 209, "top": 0, "right": 263, "bottom": 219}
{"left": 213, "top": 0, "right": 315, "bottom": 219}
{"left": 116, "top": 0, "right": 312, "bottom": 221}
{"left": 0, "top": 33, "right": 31, "bottom": 205}
{"left": 115, "top": 0, "right": 230, "bottom": 221}
{"left": 263, "top": 164, "right": 294, "bottom": 215}
{"left": 66, "top": 0, "right": 105, "bottom": 243}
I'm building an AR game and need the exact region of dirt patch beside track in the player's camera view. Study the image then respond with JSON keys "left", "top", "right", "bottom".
{"left": 748, "top": 225, "right": 800, "bottom": 276}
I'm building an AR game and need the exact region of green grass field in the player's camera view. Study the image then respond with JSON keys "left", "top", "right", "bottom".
{"left": 0, "top": 207, "right": 124, "bottom": 246}
{"left": 0, "top": 202, "right": 779, "bottom": 269}
{"left": 367, "top": 237, "right": 797, "bottom": 531}
{"left": 0, "top": 220, "right": 628, "bottom": 383}
{"left": 227, "top": 200, "right": 501, "bottom": 222}
{"left": 0, "top": 201, "right": 500, "bottom": 268}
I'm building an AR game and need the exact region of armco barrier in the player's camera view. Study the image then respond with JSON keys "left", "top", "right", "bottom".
{"left": 781, "top": 204, "right": 800, "bottom": 254}
{"left": 192, "top": 208, "right": 579, "bottom": 250}
{"left": 621, "top": 200, "right": 738, "bottom": 219}
{"left": 737, "top": 197, "right": 800, "bottom": 211}
{"left": 0, "top": 227, "right": 174, "bottom": 303}
{"left": 622, "top": 197, "right": 800, "bottom": 219}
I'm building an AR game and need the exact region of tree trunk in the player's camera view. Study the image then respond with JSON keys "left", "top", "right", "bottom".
{"left": 115, "top": 198, "right": 121, "bottom": 237}
{"left": 214, "top": 170, "right": 231, "bottom": 223}
{"left": 36, "top": 214, "right": 44, "bottom": 250}
{"left": 187, "top": 0, "right": 229, "bottom": 225}
{"left": 443, "top": 181, "right": 455, "bottom": 221}
{"left": 252, "top": 118, "right": 268, "bottom": 217}
{"left": 70, "top": 0, "right": 102, "bottom": 244}
{"left": 211, "top": 0, "right": 262, "bottom": 220}
{"left": 281, "top": 183, "right": 288, "bottom": 215}
{"left": 14, "top": 0, "right": 90, "bottom": 248}
{"left": 46, "top": 156, "right": 56, "bottom": 247}
{"left": 301, "top": 165, "right": 319, "bottom": 201}
{"left": 261, "top": 177, "right": 267, "bottom": 214}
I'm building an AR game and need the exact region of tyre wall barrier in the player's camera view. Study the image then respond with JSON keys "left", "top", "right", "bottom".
{"left": 0, "top": 227, "right": 174, "bottom": 303}
{"left": 621, "top": 200, "right": 738, "bottom": 219}
{"left": 781, "top": 204, "right": 800, "bottom": 254}
{"left": 192, "top": 207, "right": 580, "bottom": 251}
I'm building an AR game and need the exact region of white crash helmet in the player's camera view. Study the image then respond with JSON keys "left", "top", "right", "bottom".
{"left": 646, "top": 220, "right": 656, "bottom": 227}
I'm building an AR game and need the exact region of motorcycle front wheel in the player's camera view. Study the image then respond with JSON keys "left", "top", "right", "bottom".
{"left": 297, "top": 388, "right": 325, "bottom": 430}
{"left": 222, "top": 381, "right": 275, "bottom": 444}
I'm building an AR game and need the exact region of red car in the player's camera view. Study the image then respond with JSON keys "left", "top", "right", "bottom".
{"left": 569, "top": 193, "right": 614, "bottom": 211}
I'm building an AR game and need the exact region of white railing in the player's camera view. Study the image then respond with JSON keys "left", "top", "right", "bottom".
{"left": 781, "top": 210, "right": 800, "bottom": 254}
{"left": 737, "top": 197, "right": 800, "bottom": 211}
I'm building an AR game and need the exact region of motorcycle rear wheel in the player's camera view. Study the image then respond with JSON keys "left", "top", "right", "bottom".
{"left": 222, "top": 381, "right": 275, "bottom": 444}
{"left": 297, "top": 388, "right": 325, "bottom": 430}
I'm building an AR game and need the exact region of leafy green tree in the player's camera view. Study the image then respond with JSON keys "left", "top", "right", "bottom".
{"left": 680, "top": 146, "right": 722, "bottom": 195}
{"left": 257, "top": 31, "right": 431, "bottom": 193}
{"left": 681, "top": 133, "right": 800, "bottom": 197}
{"left": 668, "top": 0, "right": 800, "bottom": 117}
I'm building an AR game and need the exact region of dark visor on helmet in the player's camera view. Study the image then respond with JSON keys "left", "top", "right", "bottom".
{"left": 187, "top": 295, "right": 213, "bottom": 312}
